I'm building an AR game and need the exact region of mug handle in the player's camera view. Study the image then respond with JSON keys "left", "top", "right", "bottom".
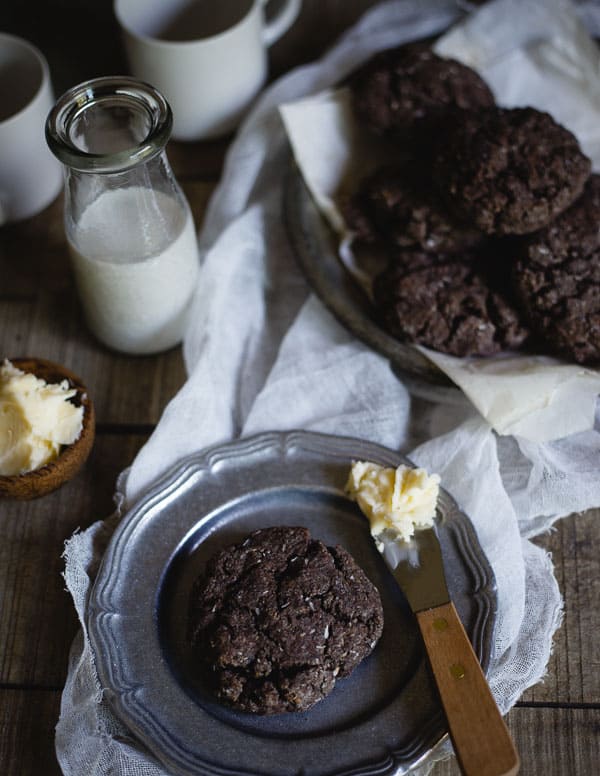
{"left": 261, "top": 0, "right": 302, "bottom": 46}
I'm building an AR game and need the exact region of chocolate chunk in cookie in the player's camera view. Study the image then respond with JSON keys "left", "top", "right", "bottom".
{"left": 373, "top": 260, "right": 529, "bottom": 357}
{"left": 349, "top": 42, "right": 495, "bottom": 144}
{"left": 434, "top": 107, "right": 591, "bottom": 236}
{"left": 188, "top": 526, "right": 384, "bottom": 715}
{"left": 344, "top": 164, "right": 483, "bottom": 254}
{"left": 512, "top": 175, "right": 600, "bottom": 364}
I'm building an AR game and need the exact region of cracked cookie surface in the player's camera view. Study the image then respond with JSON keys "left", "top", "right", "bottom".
{"left": 433, "top": 107, "right": 591, "bottom": 235}
{"left": 349, "top": 42, "right": 494, "bottom": 144}
{"left": 513, "top": 174, "right": 600, "bottom": 364}
{"left": 188, "top": 526, "right": 384, "bottom": 714}
{"left": 373, "top": 260, "right": 529, "bottom": 357}
{"left": 344, "top": 164, "right": 482, "bottom": 255}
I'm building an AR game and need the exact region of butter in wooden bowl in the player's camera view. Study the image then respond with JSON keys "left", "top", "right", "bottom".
{"left": 0, "top": 358, "right": 95, "bottom": 499}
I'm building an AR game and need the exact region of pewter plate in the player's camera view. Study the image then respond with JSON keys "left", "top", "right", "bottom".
{"left": 88, "top": 430, "right": 496, "bottom": 776}
{"left": 283, "top": 163, "right": 452, "bottom": 387}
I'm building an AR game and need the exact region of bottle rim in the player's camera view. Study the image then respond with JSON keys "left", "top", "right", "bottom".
{"left": 45, "top": 76, "right": 173, "bottom": 173}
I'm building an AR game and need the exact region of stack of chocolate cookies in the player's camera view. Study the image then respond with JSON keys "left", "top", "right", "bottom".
{"left": 346, "top": 42, "right": 598, "bottom": 364}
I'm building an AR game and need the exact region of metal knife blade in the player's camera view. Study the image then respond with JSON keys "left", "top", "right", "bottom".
{"left": 382, "top": 524, "right": 450, "bottom": 613}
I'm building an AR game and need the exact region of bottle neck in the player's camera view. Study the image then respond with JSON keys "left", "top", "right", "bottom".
{"left": 46, "top": 77, "right": 172, "bottom": 174}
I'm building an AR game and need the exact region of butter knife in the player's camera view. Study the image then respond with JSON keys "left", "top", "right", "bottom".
{"left": 382, "top": 525, "right": 520, "bottom": 776}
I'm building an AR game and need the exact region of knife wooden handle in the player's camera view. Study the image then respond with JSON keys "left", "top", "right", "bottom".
{"left": 417, "top": 601, "right": 520, "bottom": 776}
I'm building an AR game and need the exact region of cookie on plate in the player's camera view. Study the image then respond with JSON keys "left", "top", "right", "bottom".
{"left": 512, "top": 174, "right": 600, "bottom": 364}
{"left": 433, "top": 107, "right": 591, "bottom": 236}
{"left": 344, "top": 164, "right": 483, "bottom": 255}
{"left": 373, "top": 260, "right": 529, "bottom": 357}
{"left": 188, "top": 526, "right": 384, "bottom": 715}
{"left": 349, "top": 42, "right": 495, "bottom": 144}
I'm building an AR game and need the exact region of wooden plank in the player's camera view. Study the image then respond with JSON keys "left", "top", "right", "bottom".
{"left": 431, "top": 707, "right": 600, "bottom": 775}
{"left": 168, "top": 138, "right": 231, "bottom": 182}
{"left": 183, "top": 180, "right": 218, "bottom": 232}
{"left": 0, "top": 688, "right": 62, "bottom": 776}
{"left": 0, "top": 301, "right": 35, "bottom": 351}
{"left": 0, "top": 432, "right": 149, "bottom": 686}
{"left": 269, "top": 0, "right": 382, "bottom": 79}
{"left": 521, "top": 509, "right": 600, "bottom": 705}
{"left": 0, "top": 196, "right": 69, "bottom": 299}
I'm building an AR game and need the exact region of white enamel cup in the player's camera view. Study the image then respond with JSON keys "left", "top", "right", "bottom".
{"left": 114, "top": 0, "right": 302, "bottom": 141}
{"left": 0, "top": 33, "right": 62, "bottom": 224}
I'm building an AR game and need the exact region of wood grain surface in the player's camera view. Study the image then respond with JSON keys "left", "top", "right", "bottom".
{"left": 1, "top": 2, "right": 599, "bottom": 774}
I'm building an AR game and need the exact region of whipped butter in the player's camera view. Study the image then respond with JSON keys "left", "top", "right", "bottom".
{"left": 0, "top": 360, "right": 83, "bottom": 476}
{"left": 346, "top": 461, "right": 440, "bottom": 546}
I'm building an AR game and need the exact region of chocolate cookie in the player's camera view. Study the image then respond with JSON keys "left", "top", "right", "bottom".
{"left": 434, "top": 107, "right": 591, "bottom": 235}
{"left": 349, "top": 42, "right": 495, "bottom": 144}
{"left": 373, "top": 260, "right": 528, "bottom": 357}
{"left": 344, "top": 165, "right": 482, "bottom": 255}
{"left": 512, "top": 175, "right": 600, "bottom": 364}
{"left": 188, "top": 526, "right": 384, "bottom": 715}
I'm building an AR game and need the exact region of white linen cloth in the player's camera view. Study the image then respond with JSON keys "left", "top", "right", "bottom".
{"left": 56, "top": 1, "right": 600, "bottom": 774}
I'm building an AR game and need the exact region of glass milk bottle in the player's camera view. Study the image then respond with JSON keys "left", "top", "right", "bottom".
{"left": 45, "top": 77, "right": 199, "bottom": 355}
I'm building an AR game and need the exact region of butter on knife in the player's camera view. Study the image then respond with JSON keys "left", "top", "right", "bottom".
{"left": 345, "top": 460, "right": 440, "bottom": 547}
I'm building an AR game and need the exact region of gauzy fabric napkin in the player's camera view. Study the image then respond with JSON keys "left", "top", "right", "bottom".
{"left": 57, "top": 1, "right": 600, "bottom": 775}
{"left": 279, "top": 0, "right": 600, "bottom": 443}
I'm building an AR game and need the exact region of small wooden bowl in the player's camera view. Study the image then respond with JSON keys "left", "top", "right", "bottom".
{"left": 0, "top": 358, "right": 95, "bottom": 500}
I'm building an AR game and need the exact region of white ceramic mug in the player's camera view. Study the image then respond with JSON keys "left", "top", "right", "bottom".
{"left": 0, "top": 33, "right": 62, "bottom": 225}
{"left": 114, "top": 0, "right": 302, "bottom": 141}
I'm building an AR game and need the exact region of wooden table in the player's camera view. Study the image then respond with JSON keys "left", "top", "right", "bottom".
{"left": 1, "top": 2, "right": 599, "bottom": 773}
